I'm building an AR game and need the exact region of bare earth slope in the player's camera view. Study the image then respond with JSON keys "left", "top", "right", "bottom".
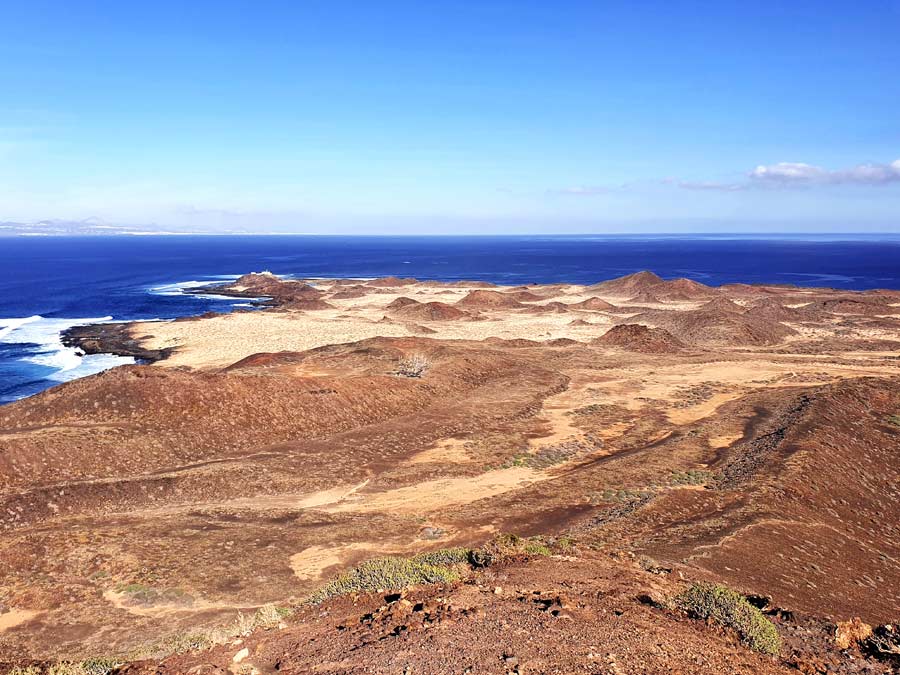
{"left": 2, "top": 272, "right": 900, "bottom": 674}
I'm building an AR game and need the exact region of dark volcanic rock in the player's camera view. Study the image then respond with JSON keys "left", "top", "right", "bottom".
{"left": 61, "top": 323, "right": 172, "bottom": 362}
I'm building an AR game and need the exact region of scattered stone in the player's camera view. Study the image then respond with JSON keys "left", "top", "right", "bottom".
{"left": 419, "top": 526, "right": 445, "bottom": 540}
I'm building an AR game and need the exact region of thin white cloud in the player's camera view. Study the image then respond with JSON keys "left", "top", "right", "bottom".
{"left": 750, "top": 159, "right": 900, "bottom": 186}
{"left": 664, "top": 178, "right": 745, "bottom": 192}
{"left": 552, "top": 185, "right": 615, "bottom": 196}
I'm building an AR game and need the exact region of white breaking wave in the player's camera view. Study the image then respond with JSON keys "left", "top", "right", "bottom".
{"left": 0, "top": 315, "right": 135, "bottom": 383}
{"left": 0, "top": 315, "right": 43, "bottom": 340}
{"left": 148, "top": 277, "right": 267, "bottom": 302}
{"left": 148, "top": 279, "right": 237, "bottom": 296}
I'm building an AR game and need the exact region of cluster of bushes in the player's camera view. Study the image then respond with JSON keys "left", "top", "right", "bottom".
{"left": 669, "top": 469, "right": 716, "bottom": 486}
{"left": 309, "top": 536, "right": 556, "bottom": 604}
{"left": 308, "top": 548, "right": 470, "bottom": 604}
{"left": 675, "top": 582, "right": 782, "bottom": 655}
{"left": 134, "top": 603, "right": 292, "bottom": 660}
{"left": 588, "top": 487, "right": 654, "bottom": 505}
{"left": 8, "top": 659, "right": 120, "bottom": 675}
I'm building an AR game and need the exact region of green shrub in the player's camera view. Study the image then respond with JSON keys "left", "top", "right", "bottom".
{"left": 36, "top": 660, "right": 121, "bottom": 675}
{"left": 886, "top": 414, "right": 900, "bottom": 427}
{"left": 7, "top": 667, "right": 42, "bottom": 675}
{"left": 235, "top": 603, "right": 293, "bottom": 636}
{"left": 669, "top": 470, "right": 715, "bottom": 486}
{"left": 413, "top": 547, "right": 472, "bottom": 566}
{"left": 158, "top": 631, "right": 215, "bottom": 654}
{"left": 308, "top": 550, "right": 467, "bottom": 604}
{"left": 676, "top": 582, "right": 782, "bottom": 655}
{"left": 469, "top": 534, "right": 553, "bottom": 567}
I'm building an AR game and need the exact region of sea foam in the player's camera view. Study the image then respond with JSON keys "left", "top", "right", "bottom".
{"left": 0, "top": 315, "right": 135, "bottom": 384}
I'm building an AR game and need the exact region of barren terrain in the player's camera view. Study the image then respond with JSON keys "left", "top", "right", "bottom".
{"left": 2, "top": 271, "right": 899, "bottom": 674}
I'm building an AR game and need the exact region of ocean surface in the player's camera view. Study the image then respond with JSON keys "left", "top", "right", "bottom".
{"left": 2, "top": 234, "right": 900, "bottom": 404}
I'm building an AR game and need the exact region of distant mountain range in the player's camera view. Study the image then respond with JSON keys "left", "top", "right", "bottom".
{"left": 0, "top": 218, "right": 189, "bottom": 236}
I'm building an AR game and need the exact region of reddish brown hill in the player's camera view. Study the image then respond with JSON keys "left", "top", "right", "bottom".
{"left": 700, "top": 297, "right": 746, "bottom": 313}
{"left": 366, "top": 276, "right": 418, "bottom": 288}
{"left": 417, "top": 280, "right": 499, "bottom": 289}
{"left": 393, "top": 301, "right": 469, "bottom": 321}
{"left": 279, "top": 298, "right": 334, "bottom": 311}
{"left": 223, "top": 274, "right": 323, "bottom": 303}
{"left": 328, "top": 285, "right": 369, "bottom": 300}
{"left": 506, "top": 290, "right": 545, "bottom": 302}
{"left": 119, "top": 550, "right": 796, "bottom": 675}
{"left": 385, "top": 296, "right": 420, "bottom": 310}
{"left": 570, "top": 297, "right": 616, "bottom": 311}
{"left": 620, "top": 308, "right": 797, "bottom": 346}
{"left": 456, "top": 290, "right": 526, "bottom": 309}
{"left": 628, "top": 289, "right": 664, "bottom": 304}
{"left": 523, "top": 301, "right": 570, "bottom": 314}
{"left": 592, "top": 273, "right": 718, "bottom": 302}
{"left": 718, "top": 283, "right": 787, "bottom": 297}
{"left": 593, "top": 324, "right": 685, "bottom": 353}
{"left": 653, "top": 277, "right": 719, "bottom": 301}
{"left": 623, "top": 377, "right": 900, "bottom": 624}
{"left": 806, "top": 295, "right": 900, "bottom": 316}
{"left": 589, "top": 270, "right": 664, "bottom": 295}
{"left": 745, "top": 297, "right": 812, "bottom": 322}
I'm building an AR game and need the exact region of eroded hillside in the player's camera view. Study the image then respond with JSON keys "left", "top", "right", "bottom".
{"left": 1, "top": 272, "right": 899, "bottom": 673}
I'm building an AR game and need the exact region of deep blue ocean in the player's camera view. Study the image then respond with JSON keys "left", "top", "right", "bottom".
{"left": 2, "top": 234, "right": 900, "bottom": 404}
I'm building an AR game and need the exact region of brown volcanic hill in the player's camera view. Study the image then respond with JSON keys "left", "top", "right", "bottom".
{"left": 506, "top": 290, "right": 545, "bottom": 302}
{"left": 417, "top": 280, "right": 499, "bottom": 289}
{"left": 366, "top": 276, "right": 418, "bottom": 288}
{"left": 593, "top": 323, "right": 685, "bottom": 353}
{"left": 279, "top": 297, "right": 335, "bottom": 311}
{"left": 328, "top": 285, "right": 369, "bottom": 300}
{"left": 620, "top": 307, "right": 797, "bottom": 346}
{"left": 570, "top": 297, "right": 616, "bottom": 311}
{"left": 124, "top": 549, "right": 796, "bottom": 675}
{"left": 700, "top": 296, "right": 746, "bottom": 313}
{"left": 745, "top": 297, "right": 811, "bottom": 322}
{"left": 718, "top": 282, "right": 787, "bottom": 297}
{"left": 806, "top": 295, "right": 900, "bottom": 316}
{"left": 223, "top": 274, "right": 323, "bottom": 302}
{"left": 523, "top": 301, "right": 570, "bottom": 314}
{"left": 393, "top": 301, "right": 469, "bottom": 321}
{"left": 385, "top": 296, "right": 420, "bottom": 310}
{"left": 627, "top": 289, "right": 664, "bottom": 304}
{"left": 592, "top": 273, "right": 718, "bottom": 302}
{"left": 456, "top": 289, "right": 525, "bottom": 309}
{"left": 619, "top": 377, "right": 900, "bottom": 624}
{"left": 653, "top": 277, "right": 720, "bottom": 301}
{"left": 589, "top": 270, "right": 664, "bottom": 295}
{"left": 7, "top": 272, "right": 900, "bottom": 670}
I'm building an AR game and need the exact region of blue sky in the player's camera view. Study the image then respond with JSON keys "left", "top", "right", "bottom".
{"left": 1, "top": 0, "right": 899, "bottom": 233}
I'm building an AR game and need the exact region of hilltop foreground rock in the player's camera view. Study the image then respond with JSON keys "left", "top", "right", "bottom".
{"left": 3, "top": 272, "right": 900, "bottom": 674}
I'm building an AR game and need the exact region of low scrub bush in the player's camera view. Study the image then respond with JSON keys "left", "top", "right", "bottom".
{"left": 235, "top": 603, "right": 292, "bottom": 636}
{"left": 676, "top": 582, "right": 782, "bottom": 655}
{"left": 469, "top": 534, "right": 553, "bottom": 567}
{"left": 669, "top": 469, "right": 715, "bottom": 486}
{"left": 309, "top": 536, "right": 558, "bottom": 604}
{"left": 31, "top": 659, "right": 121, "bottom": 675}
{"left": 309, "top": 549, "right": 469, "bottom": 604}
